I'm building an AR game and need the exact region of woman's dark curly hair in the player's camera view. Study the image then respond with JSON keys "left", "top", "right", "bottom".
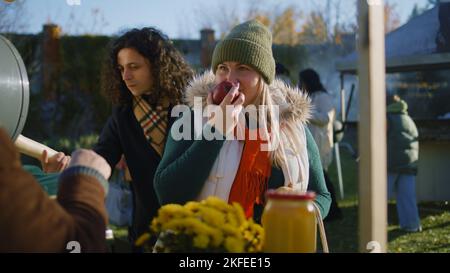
{"left": 102, "top": 27, "right": 194, "bottom": 106}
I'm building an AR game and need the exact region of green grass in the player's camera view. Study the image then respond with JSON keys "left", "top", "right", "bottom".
{"left": 107, "top": 148, "right": 450, "bottom": 253}
{"left": 388, "top": 206, "right": 450, "bottom": 253}
{"left": 324, "top": 148, "right": 450, "bottom": 253}
{"left": 107, "top": 224, "right": 133, "bottom": 253}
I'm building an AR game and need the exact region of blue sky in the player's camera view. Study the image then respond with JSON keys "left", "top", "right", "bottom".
{"left": 13, "top": 0, "right": 430, "bottom": 39}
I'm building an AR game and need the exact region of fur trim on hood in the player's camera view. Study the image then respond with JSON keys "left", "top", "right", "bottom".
{"left": 184, "top": 70, "right": 311, "bottom": 125}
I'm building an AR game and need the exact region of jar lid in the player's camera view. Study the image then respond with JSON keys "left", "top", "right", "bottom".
{"left": 266, "top": 189, "right": 316, "bottom": 201}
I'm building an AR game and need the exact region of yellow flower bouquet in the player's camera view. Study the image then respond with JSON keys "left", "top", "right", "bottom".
{"left": 136, "top": 197, "right": 264, "bottom": 253}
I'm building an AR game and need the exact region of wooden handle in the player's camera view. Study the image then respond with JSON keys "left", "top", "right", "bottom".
{"left": 15, "top": 134, "right": 58, "bottom": 159}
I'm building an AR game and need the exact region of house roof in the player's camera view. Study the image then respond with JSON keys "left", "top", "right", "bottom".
{"left": 336, "top": 5, "right": 450, "bottom": 74}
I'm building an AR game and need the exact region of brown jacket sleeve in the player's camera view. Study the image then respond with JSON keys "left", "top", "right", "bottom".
{"left": 0, "top": 128, "right": 108, "bottom": 252}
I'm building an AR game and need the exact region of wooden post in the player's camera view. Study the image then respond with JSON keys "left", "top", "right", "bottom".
{"left": 357, "top": 0, "right": 387, "bottom": 253}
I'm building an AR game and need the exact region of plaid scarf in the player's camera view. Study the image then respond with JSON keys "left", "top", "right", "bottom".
{"left": 133, "top": 96, "right": 169, "bottom": 157}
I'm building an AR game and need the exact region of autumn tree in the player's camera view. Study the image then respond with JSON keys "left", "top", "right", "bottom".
{"left": 298, "top": 11, "right": 329, "bottom": 44}
{"left": 271, "top": 6, "right": 301, "bottom": 45}
{"left": 384, "top": 1, "right": 401, "bottom": 33}
{"left": 188, "top": 0, "right": 360, "bottom": 45}
{"left": 253, "top": 14, "right": 271, "bottom": 28}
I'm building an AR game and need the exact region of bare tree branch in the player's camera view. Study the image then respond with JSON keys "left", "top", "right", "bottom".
{"left": 0, "top": 0, "right": 29, "bottom": 33}
{"left": 62, "top": 6, "right": 109, "bottom": 35}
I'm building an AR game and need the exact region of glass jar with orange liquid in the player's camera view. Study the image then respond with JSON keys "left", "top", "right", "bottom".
{"left": 261, "top": 190, "right": 317, "bottom": 253}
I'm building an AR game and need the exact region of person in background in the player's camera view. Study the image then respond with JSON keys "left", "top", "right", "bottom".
{"left": 0, "top": 127, "right": 111, "bottom": 252}
{"left": 299, "top": 68, "right": 343, "bottom": 221}
{"left": 275, "top": 62, "right": 292, "bottom": 85}
{"left": 386, "top": 94, "right": 421, "bottom": 232}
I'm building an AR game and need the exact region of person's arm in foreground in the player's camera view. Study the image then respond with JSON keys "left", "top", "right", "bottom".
{"left": 0, "top": 128, "right": 111, "bottom": 252}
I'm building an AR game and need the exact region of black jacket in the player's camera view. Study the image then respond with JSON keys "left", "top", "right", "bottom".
{"left": 94, "top": 105, "right": 173, "bottom": 242}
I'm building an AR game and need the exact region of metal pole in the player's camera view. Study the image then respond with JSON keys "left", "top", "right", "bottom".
{"left": 357, "top": 0, "right": 387, "bottom": 253}
{"left": 340, "top": 73, "right": 346, "bottom": 122}
{"left": 336, "top": 73, "right": 346, "bottom": 199}
{"left": 334, "top": 144, "right": 344, "bottom": 199}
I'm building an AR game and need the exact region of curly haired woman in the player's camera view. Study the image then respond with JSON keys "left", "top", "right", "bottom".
{"left": 94, "top": 27, "right": 193, "bottom": 247}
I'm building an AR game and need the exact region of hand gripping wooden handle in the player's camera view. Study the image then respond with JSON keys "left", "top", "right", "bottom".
{"left": 14, "top": 134, "right": 58, "bottom": 159}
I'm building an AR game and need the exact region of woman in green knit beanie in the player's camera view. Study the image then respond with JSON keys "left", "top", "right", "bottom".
{"left": 154, "top": 20, "right": 331, "bottom": 222}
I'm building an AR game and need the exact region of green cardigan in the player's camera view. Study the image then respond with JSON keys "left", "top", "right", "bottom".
{"left": 154, "top": 112, "right": 331, "bottom": 220}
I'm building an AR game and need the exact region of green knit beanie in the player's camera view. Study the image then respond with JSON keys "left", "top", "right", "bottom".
{"left": 212, "top": 20, "right": 275, "bottom": 84}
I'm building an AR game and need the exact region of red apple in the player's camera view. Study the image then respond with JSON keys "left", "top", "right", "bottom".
{"left": 211, "top": 81, "right": 234, "bottom": 105}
